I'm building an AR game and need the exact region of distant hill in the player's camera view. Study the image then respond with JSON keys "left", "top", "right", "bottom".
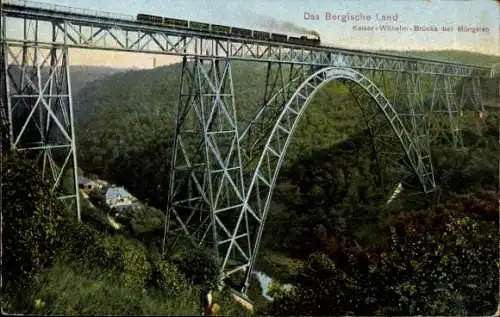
{"left": 72, "top": 61, "right": 269, "bottom": 124}
{"left": 6, "top": 65, "right": 124, "bottom": 94}
{"left": 379, "top": 50, "right": 500, "bottom": 67}
{"left": 69, "top": 65, "right": 125, "bottom": 93}
{"left": 72, "top": 50, "right": 497, "bottom": 124}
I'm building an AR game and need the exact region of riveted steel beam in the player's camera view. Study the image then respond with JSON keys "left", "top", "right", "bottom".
{"left": 1, "top": 18, "right": 80, "bottom": 220}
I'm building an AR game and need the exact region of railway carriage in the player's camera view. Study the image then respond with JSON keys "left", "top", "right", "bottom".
{"left": 211, "top": 24, "right": 231, "bottom": 34}
{"left": 164, "top": 17, "right": 189, "bottom": 28}
{"left": 189, "top": 21, "right": 210, "bottom": 32}
{"left": 271, "top": 33, "right": 288, "bottom": 42}
{"left": 136, "top": 14, "right": 321, "bottom": 46}
{"left": 288, "top": 36, "right": 302, "bottom": 45}
{"left": 231, "top": 27, "right": 253, "bottom": 38}
{"left": 137, "top": 13, "right": 163, "bottom": 25}
{"left": 253, "top": 30, "right": 270, "bottom": 41}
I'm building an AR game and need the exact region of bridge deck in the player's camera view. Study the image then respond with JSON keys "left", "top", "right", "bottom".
{"left": 1, "top": 0, "right": 490, "bottom": 76}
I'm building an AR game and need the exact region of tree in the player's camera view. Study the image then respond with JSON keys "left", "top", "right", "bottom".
{"left": 2, "top": 152, "right": 70, "bottom": 286}
{"left": 173, "top": 247, "right": 220, "bottom": 288}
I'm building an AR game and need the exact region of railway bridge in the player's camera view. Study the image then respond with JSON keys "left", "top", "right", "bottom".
{"left": 0, "top": 0, "right": 495, "bottom": 296}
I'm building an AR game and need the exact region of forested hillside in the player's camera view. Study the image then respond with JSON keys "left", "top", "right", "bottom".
{"left": 3, "top": 50, "right": 499, "bottom": 315}
{"left": 69, "top": 65, "right": 125, "bottom": 93}
{"left": 7, "top": 65, "right": 124, "bottom": 94}
{"left": 382, "top": 50, "right": 500, "bottom": 66}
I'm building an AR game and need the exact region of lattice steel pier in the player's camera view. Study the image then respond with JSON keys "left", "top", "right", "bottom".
{"left": 1, "top": 15, "right": 81, "bottom": 217}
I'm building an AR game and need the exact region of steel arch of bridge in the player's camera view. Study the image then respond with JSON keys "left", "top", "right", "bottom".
{"left": 239, "top": 66, "right": 437, "bottom": 289}
{"left": 164, "top": 59, "right": 438, "bottom": 294}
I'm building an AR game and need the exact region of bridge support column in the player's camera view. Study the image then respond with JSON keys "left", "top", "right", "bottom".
{"left": 400, "top": 71, "right": 435, "bottom": 193}
{"left": 1, "top": 18, "right": 80, "bottom": 220}
{"left": 430, "top": 74, "right": 463, "bottom": 148}
{"left": 163, "top": 56, "right": 252, "bottom": 285}
{"left": 459, "top": 75, "right": 486, "bottom": 118}
{"left": 1, "top": 14, "right": 9, "bottom": 151}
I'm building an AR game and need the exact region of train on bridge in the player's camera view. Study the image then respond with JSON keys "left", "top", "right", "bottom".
{"left": 137, "top": 14, "right": 321, "bottom": 46}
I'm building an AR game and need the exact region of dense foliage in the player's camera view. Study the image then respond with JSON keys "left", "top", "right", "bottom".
{"left": 2, "top": 152, "right": 70, "bottom": 286}
{"left": 262, "top": 205, "right": 498, "bottom": 315}
{"left": 151, "top": 259, "right": 190, "bottom": 297}
{"left": 172, "top": 248, "right": 221, "bottom": 288}
{"left": 259, "top": 112, "right": 499, "bottom": 315}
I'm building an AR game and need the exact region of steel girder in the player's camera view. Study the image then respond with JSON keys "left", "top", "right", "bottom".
{"left": 343, "top": 68, "right": 434, "bottom": 195}
{"left": 429, "top": 75, "right": 463, "bottom": 148}
{"left": 1, "top": 17, "right": 81, "bottom": 220}
{"left": 427, "top": 73, "right": 487, "bottom": 147}
{"left": 399, "top": 71, "right": 435, "bottom": 191}
{"left": 459, "top": 76, "right": 485, "bottom": 114}
{"left": 163, "top": 57, "right": 251, "bottom": 280}
{"left": 1, "top": 17, "right": 8, "bottom": 152}
{"left": 491, "top": 64, "right": 499, "bottom": 77}
{"left": 1, "top": 1, "right": 490, "bottom": 77}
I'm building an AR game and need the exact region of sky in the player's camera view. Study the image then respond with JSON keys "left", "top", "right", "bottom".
{"left": 2, "top": 0, "right": 499, "bottom": 68}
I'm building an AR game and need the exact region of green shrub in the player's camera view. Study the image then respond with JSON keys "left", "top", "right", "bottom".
{"left": 372, "top": 210, "right": 498, "bottom": 315}
{"left": 23, "top": 261, "right": 201, "bottom": 315}
{"left": 59, "top": 222, "right": 152, "bottom": 291}
{"left": 214, "top": 288, "right": 254, "bottom": 317}
{"left": 57, "top": 220, "right": 107, "bottom": 264}
{"left": 2, "top": 152, "right": 70, "bottom": 286}
{"left": 100, "top": 235, "right": 152, "bottom": 290}
{"left": 152, "top": 260, "right": 189, "bottom": 297}
{"left": 87, "top": 188, "right": 108, "bottom": 211}
{"left": 173, "top": 248, "right": 219, "bottom": 288}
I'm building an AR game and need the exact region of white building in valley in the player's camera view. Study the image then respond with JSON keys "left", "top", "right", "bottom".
{"left": 105, "top": 186, "right": 134, "bottom": 208}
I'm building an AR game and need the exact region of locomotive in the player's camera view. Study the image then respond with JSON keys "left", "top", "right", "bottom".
{"left": 136, "top": 14, "right": 321, "bottom": 46}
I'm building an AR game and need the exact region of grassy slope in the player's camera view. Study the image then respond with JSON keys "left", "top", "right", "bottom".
{"left": 22, "top": 260, "right": 251, "bottom": 316}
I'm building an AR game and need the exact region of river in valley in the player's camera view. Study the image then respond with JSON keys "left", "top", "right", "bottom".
{"left": 253, "top": 271, "right": 293, "bottom": 301}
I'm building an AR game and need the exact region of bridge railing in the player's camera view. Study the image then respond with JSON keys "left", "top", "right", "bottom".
{"left": 3, "top": 0, "right": 135, "bottom": 21}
